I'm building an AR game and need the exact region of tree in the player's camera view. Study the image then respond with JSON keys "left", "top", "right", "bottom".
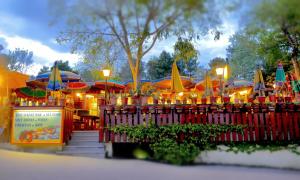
{"left": 208, "top": 57, "right": 226, "bottom": 77}
{"left": 52, "top": 60, "right": 77, "bottom": 73}
{"left": 250, "top": 0, "right": 300, "bottom": 77}
{"left": 51, "top": 0, "right": 221, "bottom": 90}
{"left": 227, "top": 32, "right": 260, "bottom": 80}
{"left": 173, "top": 38, "right": 199, "bottom": 77}
{"left": 38, "top": 66, "right": 50, "bottom": 75}
{"left": 6, "top": 48, "right": 33, "bottom": 73}
{"left": 146, "top": 51, "right": 174, "bottom": 80}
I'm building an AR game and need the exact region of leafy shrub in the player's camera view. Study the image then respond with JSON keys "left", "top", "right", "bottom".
{"left": 112, "top": 122, "right": 244, "bottom": 165}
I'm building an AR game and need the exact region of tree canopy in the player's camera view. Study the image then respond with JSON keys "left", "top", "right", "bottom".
{"left": 50, "top": 0, "right": 222, "bottom": 89}
{"left": 4, "top": 48, "right": 33, "bottom": 73}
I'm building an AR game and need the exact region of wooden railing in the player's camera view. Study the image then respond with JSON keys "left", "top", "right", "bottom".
{"left": 63, "top": 107, "right": 74, "bottom": 144}
{"left": 99, "top": 103, "right": 300, "bottom": 143}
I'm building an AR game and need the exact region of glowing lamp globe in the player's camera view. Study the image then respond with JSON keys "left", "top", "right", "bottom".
{"left": 103, "top": 69, "right": 111, "bottom": 77}
{"left": 216, "top": 67, "right": 224, "bottom": 76}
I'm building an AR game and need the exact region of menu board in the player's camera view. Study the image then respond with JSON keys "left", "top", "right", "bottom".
{"left": 11, "top": 109, "right": 63, "bottom": 144}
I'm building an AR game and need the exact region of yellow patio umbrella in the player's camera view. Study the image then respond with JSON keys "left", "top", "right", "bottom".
{"left": 204, "top": 71, "right": 214, "bottom": 97}
{"left": 253, "top": 65, "right": 265, "bottom": 96}
{"left": 47, "top": 61, "right": 63, "bottom": 91}
{"left": 171, "top": 62, "right": 184, "bottom": 93}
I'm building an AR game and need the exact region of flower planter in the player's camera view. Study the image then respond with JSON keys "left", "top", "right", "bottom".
{"left": 285, "top": 96, "right": 292, "bottom": 103}
{"left": 141, "top": 96, "right": 148, "bottom": 105}
{"left": 132, "top": 96, "right": 140, "bottom": 105}
{"left": 223, "top": 97, "right": 230, "bottom": 103}
{"left": 201, "top": 98, "right": 207, "bottom": 104}
{"left": 269, "top": 95, "right": 276, "bottom": 103}
{"left": 210, "top": 96, "right": 217, "bottom": 104}
{"left": 248, "top": 98, "right": 254, "bottom": 103}
{"left": 176, "top": 99, "right": 181, "bottom": 104}
{"left": 161, "top": 99, "right": 166, "bottom": 105}
{"left": 192, "top": 98, "right": 197, "bottom": 104}
{"left": 182, "top": 99, "right": 187, "bottom": 104}
{"left": 257, "top": 96, "right": 266, "bottom": 103}
{"left": 122, "top": 97, "right": 128, "bottom": 105}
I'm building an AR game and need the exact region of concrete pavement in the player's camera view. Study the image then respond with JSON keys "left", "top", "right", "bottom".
{"left": 0, "top": 149, "right": 299, "bottom": 180}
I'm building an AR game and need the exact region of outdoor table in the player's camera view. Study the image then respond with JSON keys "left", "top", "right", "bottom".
{"left": 79, "top": 114, "right": 99, "bottom": 130}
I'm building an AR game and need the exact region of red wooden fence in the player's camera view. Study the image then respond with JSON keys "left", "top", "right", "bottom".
{"left": 63, "top": 107, "right": 74, "bottom": 144}
{"left": 99, "top": 103, "right": 300, "bottom": 143}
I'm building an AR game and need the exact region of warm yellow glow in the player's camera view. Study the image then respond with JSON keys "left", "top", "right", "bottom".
{"left": 117, "top": 96, "right": 122, "bottom": 105}
{"left": 224, "top": 66, "right": 228, "bottom": 79}
{"left": 216, "top": 67, "right": 224, "bottom": 76}
{"left": 239, "top": 90, "right": 248, "bottom": 95}
{"left": 102, "top": 69, "right": 111, "bottom": 77}
{"left": 178, "top": 92, "right": 184, "bottom": 96}
{"left": 86, "top": 94, "right": 94, "bottom": 98}
{"left": 76, "top": 93, "right": 81, "bottom": 97}
{"left": 273, "top": 84, "right": 276, "bottom": 89}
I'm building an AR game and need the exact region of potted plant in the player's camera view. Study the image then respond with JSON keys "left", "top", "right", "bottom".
{"left": 201, "top": 95, "right": 207, "bottom": 104}
{"left": 285, "top": 96, "right": 292, "bottom": 103}
{"left": 129, "top": 89, "right": 140, "bottom": 105}
{"left": 223, "top": 95, "right": 230, "bottom": 104}
{"left": 189, "top": 92, "right": 198, "bottom": 104}
{"left": 257, "top": 90, "right": 266, "bottom": 103}
{"left": 210, "top": 96, "right": 217, "bottom": 104}
{"left": 257, "top": 96, "right": 266, "bottom": 103}
{"left": 151, "top": 92, "right": 160, "bottom": 105}
{"left": 268, "top": 93, "right": 276, "bottom": 103}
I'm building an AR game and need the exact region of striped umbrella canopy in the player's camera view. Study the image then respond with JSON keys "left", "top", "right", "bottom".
{"left": 26, "top": 80, "right": 47, "bottom": 90}
{"left": 88, "top": 80, "right": 125, "bottom": 93}
{"left": 36, "top": 71, "right": 80, "bottom": 82}
{"left": 47, "top": 61, "right": 63, "bottom": 91}
{"left": 66, "top": 82, "right": 88, "bottom": 90}
{"left": 275, "top": 62, "right": 286, "bottom": 87}
{"left": 15, "top": 87, "right": 46, "bottom": 99}
{"left": 253, "top": 65, "right": 265, "bottom": 96}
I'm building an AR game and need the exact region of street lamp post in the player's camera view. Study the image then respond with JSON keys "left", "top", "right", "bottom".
{"left": 216, "top": 67, "right": 224, "bottom": 101}
{"left": 102, "top": 69, "right": 111, "bottom": 105}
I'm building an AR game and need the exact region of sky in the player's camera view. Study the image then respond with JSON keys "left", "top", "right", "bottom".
{"left": 0, "top": 0, "right": 250, "bottom": 76}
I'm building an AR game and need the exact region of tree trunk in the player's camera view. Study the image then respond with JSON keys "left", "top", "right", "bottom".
{"left": 291, "top": 47, "right": 299, "bottom": 80}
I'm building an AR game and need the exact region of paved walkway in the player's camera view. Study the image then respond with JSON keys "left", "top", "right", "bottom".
{"left": 0, "top": 149, "right": 299, "bottom": 180}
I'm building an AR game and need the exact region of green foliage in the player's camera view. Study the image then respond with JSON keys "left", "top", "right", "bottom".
{"left": 50, "top": 0, "right": 222, "bottom": 89}
{"left": 250, "top": 0, "right": 300, "bottom": 60}
{"left": 227, "top": 32, "right": 260, "bottom": 80}
{"left": 112, "top": 123, "right": 245, "bottom": 165}
{"left": 146, "top": 51, "right": 174, "bottom": 80}
{"left": 52, "top": 60, "right": 77, "bottom": 73}
{"left": 6, "top": 48, "right": 33, "bottom": 73}
{"left": 38, "top": 66, "right": 50, "bottom": 75}
{"left": 224, "top": 142, "right": 300, "bottom": 155}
